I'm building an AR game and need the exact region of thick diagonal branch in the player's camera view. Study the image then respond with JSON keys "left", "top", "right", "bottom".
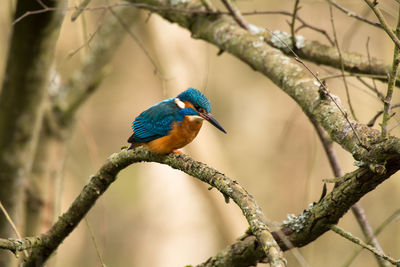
{"left": 126, "top": 0, "right": 400, "bottom": 163}
{"left": 23, "top": 147, "right": 285, "bottom": 266}
{"left": 198, "top": 156, "right": 400, "bottom": 267}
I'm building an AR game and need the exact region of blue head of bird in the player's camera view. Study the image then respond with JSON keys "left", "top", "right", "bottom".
{"left": 177, "top": 88, "right": 226, "bottom": 133}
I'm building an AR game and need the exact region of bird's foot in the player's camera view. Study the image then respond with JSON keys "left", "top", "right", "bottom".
{"left": 172, "top": 149, "right": 184, "bottom": 154}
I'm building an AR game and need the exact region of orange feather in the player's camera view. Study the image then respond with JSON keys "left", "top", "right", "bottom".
{"left": 133, "top": 116, "right": 203, "bottom": 154}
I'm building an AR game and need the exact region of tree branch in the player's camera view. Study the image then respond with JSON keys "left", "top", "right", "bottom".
{"left": 23, "top": 147, "right": 285, "bottom": 266}
{"left": 261, "top": 30, "right": 397, "bottom": 84}
{"left": 327, "top": 0, "right": 381, "bottom": 28}
{"left": 363, "top": 0, "right": 400, "bottom": 49}
{"left": 220, "top": 0, "right": 249, "bottom": 30}
{"left": 330, "top": 225, "right": 399, "bottom": 265}
{"left": 381, "top": 5, "right": 400, "bottom": 139}
{"left": 310, "top": 119, "right": 390, "bottom": 266}
{"left": 127, "top": 0, "right": 400, "bottom": 162}
{"left": 198, "top": 155, "right": 400, "bottom": 266}
{"left": 0, "top": 237, "right": 42, "bottom": 254}
{"left": 328, "top": 2, "right": 357, "bottom": 121}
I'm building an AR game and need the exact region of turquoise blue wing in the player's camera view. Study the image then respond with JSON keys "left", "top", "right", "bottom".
{"left": 128, "top": 99, "right": 183, "bottom": 143}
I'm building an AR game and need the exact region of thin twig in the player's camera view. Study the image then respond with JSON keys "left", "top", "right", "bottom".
{"left": 331, "top": 225, "right": 400, "bottom": 265}
{"left": 368, "top": 103, "right": 400, "bottom": 127}
{"left": 85, "top": 218, "right": 107, "bottom": 267}
{"left": 321, "top": 73, "right": 388, "bottom": 81}
{"left": 311, "top": 118, "right": 388, "bottom": 266}
{"left": 363, "top": 0, "right": 400, "bottom": 49}
{"left": 381, "top": 4, "right": 400, "bottom": 139}
{"left": 71, "top": 0, "right": 92, "bottom": 21}
{"left": 342, "top": 208, "right": 400, "bottom": 267}
{"left": 290, "top": 0, "right": 300, "bottom": 49}
{"left": 108, "top": 7, "right": 160, "bottom": 76}
{"left": 266, "top": 28, "right": 367, "bottom": 149}
{"left": 10, "top": 1, "right": 332, "bottom": 46}
{"left": 310, "top": 119, "right": 342, "bottom": 176}
{"left": 220, "top": 0, "right": 249, "bottom": 30}
{"left": 328, "top": 0, "right": 381, "bottom": 28}
{"left": 0, "top": 202, "right": 29, "bottom": 258}
{"left": 66, "top": 9, "right": 107, "bottom": 60}
{"left": 357, "top": 77, "right": 385, "bottom": 101}
{"left": 365, "top": 37, "right": 382, "bottom": 100}
{"left": 351, "top": 203, "right": 390, "bottom": 267}
{"left": 328, "top": 2, "right": 358, "bottom": 121}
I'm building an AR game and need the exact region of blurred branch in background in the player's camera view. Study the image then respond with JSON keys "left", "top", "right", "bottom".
{"left": 328, "top": 2, "right": 357, "bottom": 121}
{"left": 25, "top": 4, "right": 140, "bottom": 239}
{"left": 0, "top": 0, "right": 66, "bottom": 265}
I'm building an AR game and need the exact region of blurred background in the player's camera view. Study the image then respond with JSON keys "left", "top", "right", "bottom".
{"left": 0, "top": 0, "right": 399, "bottom": 266}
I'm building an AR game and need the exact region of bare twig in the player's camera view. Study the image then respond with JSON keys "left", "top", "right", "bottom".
{"left": 85, "top": 218, "right": 107, "bottom": 267}
{"left": 66, "top": 9, "right": 107, "bottom": 60}
{"left": 342, "top": 208, "right": 400, "bottom": 267}
{"left": 331, "top": 225, "right": 399, "bottom": 265}
{"left": 381, "top": 5, "right": 400, "bottom": 138}
{"left": 290, "top": 0, "right": 300, "bottom": 49}
{"left": 71, "top": 0, "right": 92, "bottom": 21}
{"left": 108, "top": 7, "right": 161, "bottom": 76}
{"left": 357, "top": 77, "right": 385, "bottom": 101}
{"left": 266, "top": 29, "right": 366, "bottom": 149}
{"left": 368, "top": 103, "right": 400, "bottom": 127}
{"left": 363, "top": 0, "right": 400, "bottom": 49}
{"left": 311, "top": 118, "right": 388, "bottom": 266}
{"left": 328, "top": 2, "right": 357, "bottom": 121}
{"left": 328, "top": 0, "right": 381, "bottom": 28}
{"left": 220, "top": 0, "right": 249, "bottom": 30}
{"left": 321, "top": 73, "right": 388, "bottom": 81}
{"left": 351, "top": 203, "right": 390, "bottom": 267}
{"left": 365, "top": 37, "right": 382, "bottom": 100}
{"left": 0, "top": 202, "right": 28, "bottom": 258}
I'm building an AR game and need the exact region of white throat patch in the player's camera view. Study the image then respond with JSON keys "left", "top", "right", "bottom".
{"left": 188, "top": 115, "right": 203, "bottom": 122}
{"left": 174, "top": 98, "right": 185, "bottom": 109}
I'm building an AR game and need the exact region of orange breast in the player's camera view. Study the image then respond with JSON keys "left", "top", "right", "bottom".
{"left": 145, "top": 116, "right": 203, "bottom": 154}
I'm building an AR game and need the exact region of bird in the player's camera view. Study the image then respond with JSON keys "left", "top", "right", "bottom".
{"left": 127, "top": 88, "right": 226, "bottom": 154}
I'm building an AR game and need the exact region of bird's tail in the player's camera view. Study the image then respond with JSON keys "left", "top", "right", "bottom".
{"left": 127, "top": 133, "right": 136, "bottom": 150}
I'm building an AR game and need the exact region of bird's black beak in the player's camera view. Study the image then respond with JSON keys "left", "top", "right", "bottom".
{"left": 200, "top": 113, "right": 227, "bottom": 134}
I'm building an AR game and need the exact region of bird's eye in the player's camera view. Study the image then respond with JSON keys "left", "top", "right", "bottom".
{"left": 194, "top": 104, "right": 200, "bottom": 110}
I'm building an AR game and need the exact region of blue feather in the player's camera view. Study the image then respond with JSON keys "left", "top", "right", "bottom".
{"left": 129, "top": 98, "right": 185, "bottom": 143}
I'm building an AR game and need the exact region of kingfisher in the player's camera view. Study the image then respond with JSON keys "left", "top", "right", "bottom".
{"left": 128, "top": 88, "right": 226, "bottom": 154}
